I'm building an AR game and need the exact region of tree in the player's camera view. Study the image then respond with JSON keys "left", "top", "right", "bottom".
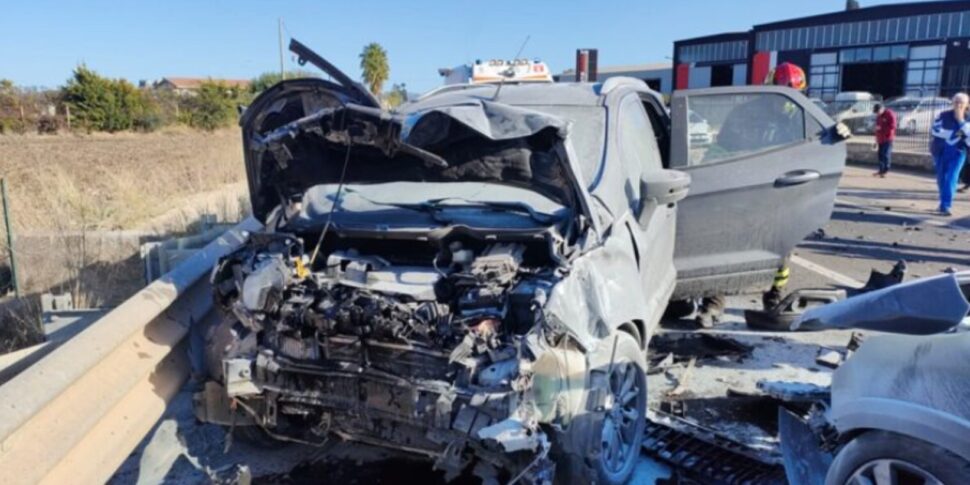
{"left": 180, "top": 81, "right": 247, "bottom": 131}
{"left": 359, "top": 43, "right": 389, "bottom": 95}
{"left": 249, "top": 70, "right": 319, "bottom": 94}
{"left": 846, "top": 0, "right": 860, "bottom": 10}
{"left": 61, "top": 65, "right": 158, "bottom": 132}
{"left": 0, "top": 79, "right": 19, "bottom": 133}
{"left": 384, "top": 83, "right": 408, "bottom": 108}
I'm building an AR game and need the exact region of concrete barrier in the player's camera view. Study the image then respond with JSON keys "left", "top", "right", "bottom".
{"left": 846, "top": 141, "right": 934, "bottom": 172}
{"left": 0, "top": 217, "right": 260, "bottom": 484}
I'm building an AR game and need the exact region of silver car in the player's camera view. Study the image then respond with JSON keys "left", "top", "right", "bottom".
{"left": 194, "top": 40, "right": 845, "bottom": 484}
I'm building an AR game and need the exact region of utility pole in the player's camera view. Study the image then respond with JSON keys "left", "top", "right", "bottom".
{"left": 278, "top": 17, "right": 286, "bottom": 80}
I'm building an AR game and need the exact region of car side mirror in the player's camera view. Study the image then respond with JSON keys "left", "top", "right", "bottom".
{"left": 638, "top": 169, "right": 690, "bottom": 225}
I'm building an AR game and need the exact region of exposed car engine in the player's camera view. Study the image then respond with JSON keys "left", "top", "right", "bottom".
{"left": 199, "top": 232, "right": 574, "bottom": 482}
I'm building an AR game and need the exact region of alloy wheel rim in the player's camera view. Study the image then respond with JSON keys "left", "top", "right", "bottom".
{"left": 847, "top": 458, "right": 943, "bottom": 485}
{"left": 600, "top": 361, "right": 642, "bottom": 475}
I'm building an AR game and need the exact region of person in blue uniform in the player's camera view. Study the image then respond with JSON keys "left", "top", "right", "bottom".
{"left": 930, "top": 93, "right": 970, "bottom": 217}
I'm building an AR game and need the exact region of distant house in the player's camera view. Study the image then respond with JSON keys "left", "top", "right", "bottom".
{"left": 154, "top": 77, "right": 251, "bottom": 96}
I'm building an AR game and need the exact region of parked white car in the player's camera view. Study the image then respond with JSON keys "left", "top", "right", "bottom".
{"left": 859, "top": 96, "right": 949, "bottom": 135}
{"left": 688, "top": 110, "right": 713, "bottom": 146}
{"left": 826, "top": 92, "right": 880, "bottom": 134}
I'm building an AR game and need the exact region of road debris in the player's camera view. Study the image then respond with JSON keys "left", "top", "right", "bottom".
{"left": 814, "top": 348, "right": 843, "bottom": 369}
{"left": 793, "top": 271, "right": 970, "bottom": 333}
{"left": 744, "top": 289, "right": 844, "bottom": 331}
{"left": 666, "top": 357, "right": 697, "bottom": 398}
{"left": 649, "top": 333, "right": 752, "bottom": 364}
{"left": 756, "top": 380, "right": 829, "bottom": 403}
{"left": 643, "top": 411, "right": 787, "bottom": 485}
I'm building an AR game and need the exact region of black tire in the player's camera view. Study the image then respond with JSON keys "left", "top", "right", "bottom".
{"left": 553, "top": 332, "right": 647, "bottom": 485}
{"left": 826, "top": 430, "right": 970, "bottom": 485}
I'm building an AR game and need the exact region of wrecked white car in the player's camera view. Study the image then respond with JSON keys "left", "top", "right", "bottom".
{"left": 781, "top": 272, "right": 970, "bottom": 485}
{"left": 193, "top": 40, "right": 845, "bottom": 484}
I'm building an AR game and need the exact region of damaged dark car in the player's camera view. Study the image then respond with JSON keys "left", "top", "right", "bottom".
{"left": 193, "top": 40, "right": 846, "bottom": 484}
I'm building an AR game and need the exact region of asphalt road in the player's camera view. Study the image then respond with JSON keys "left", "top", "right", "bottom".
{"left": 788, "top": 165, "right": 970, "bottom": 294}
{"left": 111, "top": 164, "right": 970, "bottom": 484}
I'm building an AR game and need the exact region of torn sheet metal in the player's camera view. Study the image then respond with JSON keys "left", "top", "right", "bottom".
{"left": 792, "top": 272, "right": 970, "bottom": 334}
{"left": 402, "top": 101, "right": 569, "bottom": 145}
{"left": 778, "top": 408, "right": 832, "bottom": 485}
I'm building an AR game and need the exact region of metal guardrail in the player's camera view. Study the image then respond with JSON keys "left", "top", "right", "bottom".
{"left": 0, "top": 217, "right": 260, "bottom": 484}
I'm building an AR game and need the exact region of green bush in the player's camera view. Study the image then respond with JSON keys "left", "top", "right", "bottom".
{"left": 61, "top": 65, "right": 161, "bottom": 132}
{"left": 180, "top": 81, "right": 248, "bottom": 131}
{"left": 0, "top": 79, "right": 23, "bottom": 134}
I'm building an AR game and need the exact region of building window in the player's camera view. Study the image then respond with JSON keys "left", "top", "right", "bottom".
{"left": 809, "top": 53, "right": 840, "bottom": 101}
{"left": 907, "top": 45, "right": 946, "bottom": 96}
{"left": 679, "top": 40, "right": 748, "bottom": 64}
{"left": 838, "top": 45, "right": 907, "bottom": 64}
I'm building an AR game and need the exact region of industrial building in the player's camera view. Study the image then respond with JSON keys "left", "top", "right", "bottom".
{"left": 555, "top": 62, "right": 673, "bottom": 94}
{"left": 672, "top": 1, "right": 970, "bottom": 100}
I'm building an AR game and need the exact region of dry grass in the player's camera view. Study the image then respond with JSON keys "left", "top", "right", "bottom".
{"left": 0, "top": 129, "right": 248, "bottom": 353}
{"left": 0, "top": 127, "right": 245, "bottom": 232}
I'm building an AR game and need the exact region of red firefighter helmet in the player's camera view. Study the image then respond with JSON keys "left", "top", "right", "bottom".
{"left": 771, "top": 62, "right": 807, "bottom": 90}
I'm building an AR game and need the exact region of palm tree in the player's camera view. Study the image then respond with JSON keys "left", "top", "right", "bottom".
{"left": 359, "top": 43, "right": 389, "bottom": 95}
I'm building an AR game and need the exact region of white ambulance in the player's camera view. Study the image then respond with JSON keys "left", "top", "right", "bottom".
{"left": 438, "top": 59, "right": 553, "bottom": 85}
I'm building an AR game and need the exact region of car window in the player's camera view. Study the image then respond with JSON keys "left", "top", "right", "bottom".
{"left": 524, "top": 105, "right": 606, "bottom": 188}
{"left": 620, "top": 97, "right": 663, "bottom": 171}
{"left": 687, "top": 93, "right": 805, "bottom": 166}
{"left": 618, "top": 96, "right": 663, "bottom": 209}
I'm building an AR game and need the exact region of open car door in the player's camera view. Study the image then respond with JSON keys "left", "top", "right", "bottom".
{"left": 668, "top": 86, "right": 846, "bottom": 298}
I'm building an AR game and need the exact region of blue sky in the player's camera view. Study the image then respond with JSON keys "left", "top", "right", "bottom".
{"left": 1, "top": 0, "right": 920, "bottom": 92}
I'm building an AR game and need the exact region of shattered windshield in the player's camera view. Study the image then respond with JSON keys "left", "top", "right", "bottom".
{"left": 524, "top": 105, "right": 606, "bottom": 187}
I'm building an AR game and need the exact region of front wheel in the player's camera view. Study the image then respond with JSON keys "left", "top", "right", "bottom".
{"left": 554, "top": 331, "right": 647, "bottom": 485}
{"left": 826, "top": 431, "right": 970, "bottom": 485}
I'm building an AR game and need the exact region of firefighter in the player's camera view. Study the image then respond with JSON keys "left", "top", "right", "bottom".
{"left": 694, "top": 63, "right": 805, "bottom": 327}
{"left": 762, "top": 63, "right": 804, "bottom": 310}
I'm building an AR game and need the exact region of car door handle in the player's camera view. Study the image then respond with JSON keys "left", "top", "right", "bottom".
{"left": 775, "top": 170, "right": 820, "bottom": 187}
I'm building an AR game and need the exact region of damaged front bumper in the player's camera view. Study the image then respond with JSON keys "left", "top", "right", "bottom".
{"left": 195, "top": 332, "right": 562, "bottom": 482}
{"left": 192, "top": 234, "right": 601, "bottom": 483}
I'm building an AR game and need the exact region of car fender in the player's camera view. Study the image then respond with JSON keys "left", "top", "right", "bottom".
{"left": 830, "top": 397, "right": 970, "bottom": 463}
{"left": 543, "top": 228, "right": 651, "bottom": 352}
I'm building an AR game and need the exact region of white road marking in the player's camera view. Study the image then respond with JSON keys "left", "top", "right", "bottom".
{"left": 790, "top": 254, "right": 865, "bottom": 288}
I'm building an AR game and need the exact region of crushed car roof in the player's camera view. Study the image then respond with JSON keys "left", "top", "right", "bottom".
{"left": 406, "top": 82, "right": 606, "bottom": 111}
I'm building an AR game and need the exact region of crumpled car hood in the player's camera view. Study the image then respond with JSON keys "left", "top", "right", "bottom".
{"left": 792, "top": 272, "right": 970, "bottom": 334}
{"left": 241, "top": 78, "right": 586, "bottom": 225}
